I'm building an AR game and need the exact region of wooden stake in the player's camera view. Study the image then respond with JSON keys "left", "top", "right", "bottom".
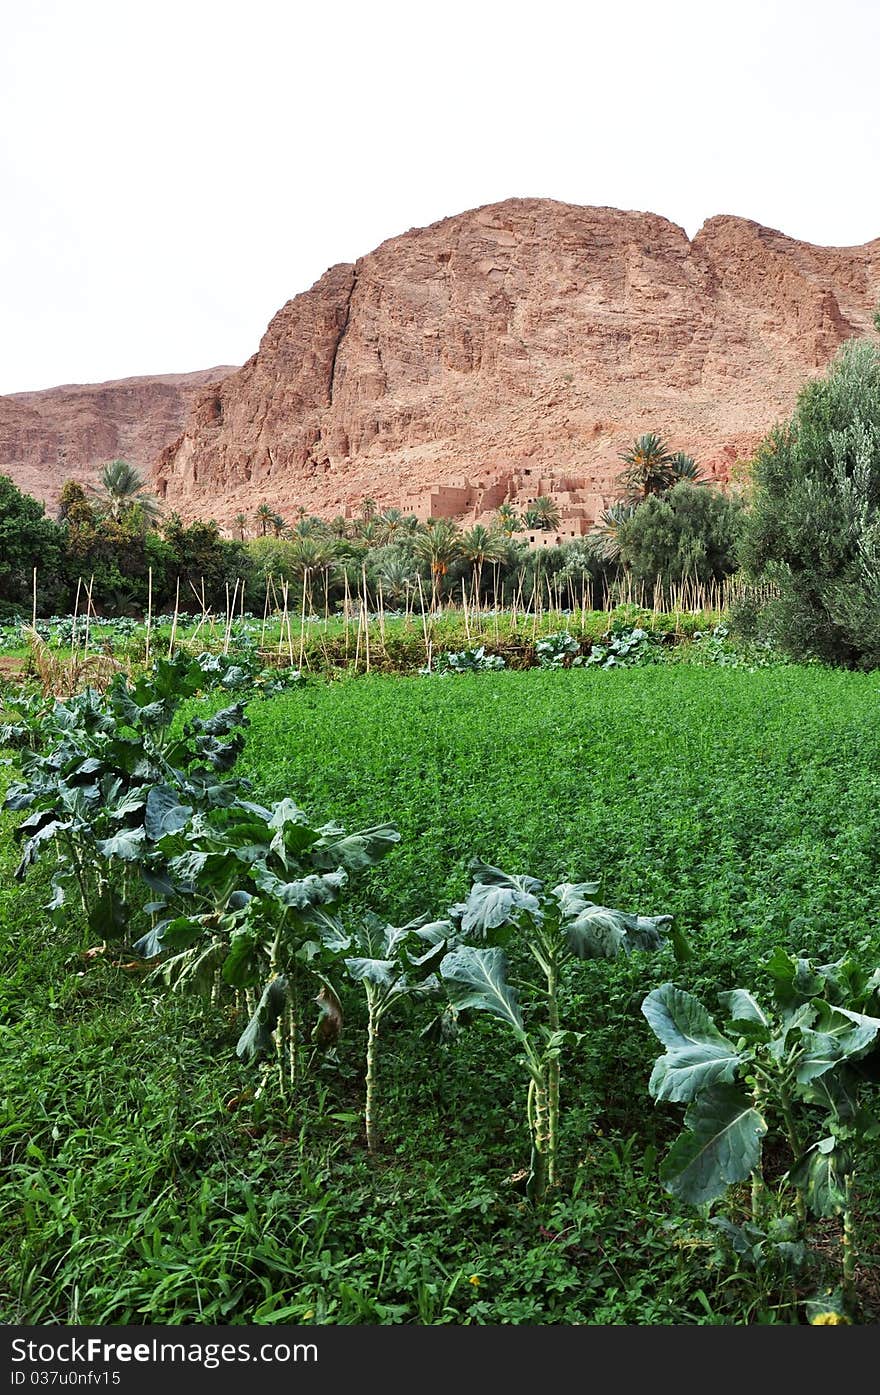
{"left": 223, "top": 578, "right": 239, "bottom": 655}
{"left": 343, "top": 572, "right": 352, "bottom": 660}
{"left": 268, "top": 573, "right": 282, "bottom": 653}
{"left": 168, "top": 576, "right": 180, "bottom": 657}
{"left": 189, "top": 582, "right": 207, "bottom": 643}
{"left": 260, "top": 574, "right": 271, "bottom": 651}
{"left": 353, "top": 598, "right": 363, "bottom": 673}
{"left": 416, "top": 574, "right": 431, "bottom": 671}
{"left": 83, "top": 575, "right": 95, "bottom": 653}
{"left": 298, "top": 570, "right": 308, "bottom": 670}
{"left": 377, "top": 581, "right": 386, "bottom": 645}
{"left": 145, "top": 566, "right": 153, "bottom": 665}
{"left": 71, "top": 577, "right": 82, "bottom": 658}
{"left": 361, "top": 564, "right": 371, "bottom": 674}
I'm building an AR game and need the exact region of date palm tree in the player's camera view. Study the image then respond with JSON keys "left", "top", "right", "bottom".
{"left": 460, "top": 524, "right": 505, "bottom": 599}
{"left": 233, "top": 512, "right": 248, "bottom": 541}
{"left": 668, "top": 451, "right": 705, "bottom": 485}
{"left": 377, "top": 508, "right": 405, "bottom": 544}
{"left": 290, "top": 514, "right": 325, "bottom": 538}
{"left": 529, "top": 496, "right": 561, "bottom": 531}
{"left": 288, "top": 537, "right": 338, "bottom": 612}
{"left": 590, "top": 501, "right": 638, "bottom": 562}
{"left": 271, "top": 513, "right": 287, "bottom": 538}
{"left": 375, "top": 554, "right": 417, "bottom": 607}
{"left": 411, "top": 519, "right": 462, "bottom": 609}
{"left": 255, "top": 502, "right": 275, "bottom": 537}
{"left": 93, "top": 459, "right": 160, "bottom": 522}
{"left": 496, "top": 501, "right": 523, "bottom": 538}
{"left": 354, "top": 518, "right": 379, "bottom": 545}
{"left": 617, "top": 433, "right": 675, "bottom": 500}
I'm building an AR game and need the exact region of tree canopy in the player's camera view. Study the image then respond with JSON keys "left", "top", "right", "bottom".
{"left": 738, "top": 338, "right": 880, "bottom": 666}
{"left": 617, "top": 482, "right": 742, "bottom": 591}
{"left": 0, "top": 475, "right": 65, "bottom": 615}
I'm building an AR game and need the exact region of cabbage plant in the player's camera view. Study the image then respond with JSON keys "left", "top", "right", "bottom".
{"left": 439, "top": 861, "right": 671, "bottom": 1200}
{"left": 343, "top": 914, "right": 454, "bottom": 1151}
{"left": 642, "top": 950, "right": 880, "bottom": 1305}
{"left": 137, "top": 797, "right": 400, "bottom": 1098}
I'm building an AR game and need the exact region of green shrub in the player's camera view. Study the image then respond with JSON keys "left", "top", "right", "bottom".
{"left": 617, "top": 481, "right": 743, "bottom": 592}
{"left": 738, "top": 338, "right": 880, "bottom": 668}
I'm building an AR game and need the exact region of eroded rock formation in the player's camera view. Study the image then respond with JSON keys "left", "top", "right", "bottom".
{"left": 6, "top": 199, "right": 880, "bottom": 528}
{"left": 0, "top": 368, "right": 235, "bottom": 512}
{"left": 153, "top": 200, "right": 880, "bottom": 528}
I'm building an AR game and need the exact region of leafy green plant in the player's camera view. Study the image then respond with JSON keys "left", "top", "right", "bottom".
{"left": 440, "top": 861, "right": 671, "bottom": 1199}
{"left": 642, "top": 950, "right": 880, "bottom": 1307}
{"left": 194, "top": 648, "right": 306, "bottom": 697}
{"left": 428, "top": 645, "right": 506, "bottom": 675}
{"left": 4, "top": 654, "right": 246, "bottom": 943}
{"left": 9, "top": 661, "right": 880, "bottom": 1324}
{"left": 343, "top": 914, "right": 454, "bottom": 1150}
{"left": 738, "top": 336, "right": 880, "bottom": 668}
{"left": 137, "top": 796, "right": 401, "bottom": 1100}
{"left": 534, "top": 632, "right": 581, "bottom": 668}
{"left": 585, "top": 625, "right": 653, "bottom": 668}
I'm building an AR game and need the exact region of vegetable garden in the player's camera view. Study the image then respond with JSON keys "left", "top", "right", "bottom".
{"left": 3, "top": 652, "right": 880, "bottom": 1325}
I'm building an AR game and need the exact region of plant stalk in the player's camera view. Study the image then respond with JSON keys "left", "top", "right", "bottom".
{"left": 365, "top": 994, "right": 380, "bottom": 1153}
{"left": 546, "top": 958, "right": 561, "bottom": 1187}
{"left": 843, "top": 1170, "right": 856, "bottom": 1304}
{"left": 778, "top": 1086, "right": 806, "bottom": 1224}
{"left": 287, "top": 998, "right": 297, "bottom": 1089}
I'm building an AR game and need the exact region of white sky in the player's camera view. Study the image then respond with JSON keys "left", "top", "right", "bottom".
{"left": 1, "top": 0, "right": 878, "bottom": 395}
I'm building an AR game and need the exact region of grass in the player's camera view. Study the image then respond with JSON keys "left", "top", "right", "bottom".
{"left": 3, "top": 663, "right": 880, "bottom": 1324}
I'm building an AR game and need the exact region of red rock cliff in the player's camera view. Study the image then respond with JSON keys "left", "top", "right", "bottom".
{"left": 154, "top": 200, "right": 880, "bottom": 525}
{"left": 0, "top": 367, "right": 236, "bottom": 512}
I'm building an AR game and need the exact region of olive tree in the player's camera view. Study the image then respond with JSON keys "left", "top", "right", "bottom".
{"left": 738, "top": 336, "right": 880, "bottom": 667}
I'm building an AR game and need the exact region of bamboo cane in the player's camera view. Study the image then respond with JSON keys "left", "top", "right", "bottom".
{"left": 353, "top": 598, "right": 363, "bottom": 673}
{"left": 416, "top": 574, "right": 431, "bottom": 671}
{"left": 377, "top": 581, "right": 386, "bottom": 645}
{"left": 362, "top": 565, "right": 371, "bottom": 674}
{"left": 71, "top": 576, "right": 82, "bottom": 658}
{"left": 343, "top": 572, "right": 352, "bottom": 660}
{"left": 260, "top": 574, "right": 271, "bottom": 651}
{"left": 168, "top": 576, "right": 181, "bottom": 657}
{"left": 145, "top": 566, "right": 153, "bottom": 665}
{"left": 298, "top": 570, "right": 308, "bottom": 671}
{"left": 83, "top": 575, "right": 95, "bottom": 653}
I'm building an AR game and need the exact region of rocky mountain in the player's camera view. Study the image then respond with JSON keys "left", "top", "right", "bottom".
{"left": 6, "top": 199, "right": 879, "bottom": 530}
{"left": 152, "top": 199, "right": 880, "bottom": 528}
{"left": 0, "top": 368, "right": 235, "bottom": 513}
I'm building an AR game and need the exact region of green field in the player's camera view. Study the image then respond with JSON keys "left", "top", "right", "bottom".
{"left": 3, "top": 664, "right": 880, "bottom": 1324}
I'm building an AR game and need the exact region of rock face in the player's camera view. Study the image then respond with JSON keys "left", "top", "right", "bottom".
{"left": 154, "top": 199, "right": 880, "bottom": 528}
{"left": 0, "top": 368, "right": 236, "bottom": 513}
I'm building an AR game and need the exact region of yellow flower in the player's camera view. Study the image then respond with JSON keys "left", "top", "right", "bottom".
{"left": 468, "top": 1275, "right": 481, "bottom": 1287}
{"left": 810, "top": 1312, "right": 850, "bottom": 1325}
